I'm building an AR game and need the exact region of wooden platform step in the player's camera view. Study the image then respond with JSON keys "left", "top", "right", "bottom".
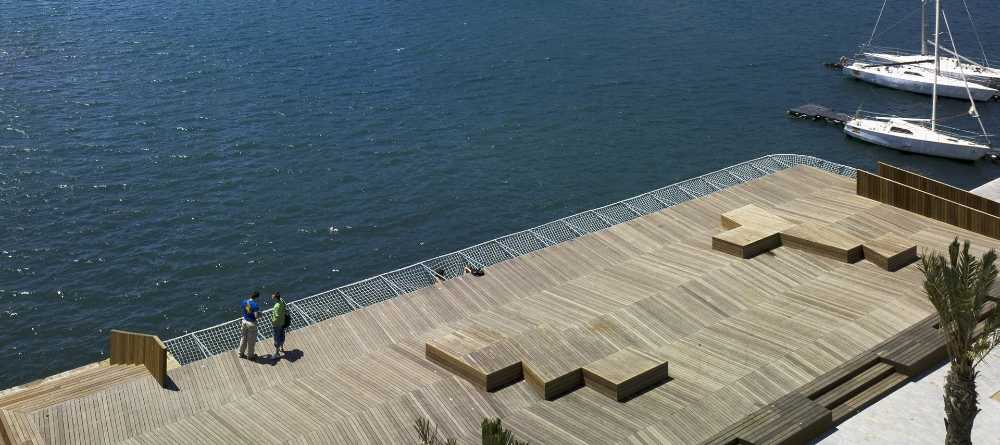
{"left": 698, "top": 393, "right": 833, "bottom": 445}
{"left": 780, "top": 222, "right": 865, "bottom": 263}
{"left": 712, "top": 227, "right": 782, "bottom": 259}
{"left": 582, "top": 347, "right": 669, "bottom": 402}
{"left": 712, "top": 205, "right": 793, "bottom": 259}
{"left": 811, "top": 361, "right": 895, "bottom": 409}
{"left": 425, "top": 334, "right": 524, "bottom": 392}
{"left": 830, "top": 372, "right": 909, "bottom": 423}
{"left": 0, "top": 409, "right": 44, "bottom": 445}
{"left": 0, "top": 364, "right": 149, "bottom": 412}
{"left": 519, "top": 326, "right": 617, "bottom": 400}
{"left": 721, "top": 204, "right": 796, "bottom": 232}
{"left": 862, "top": 233, "right": 919, "bottom": 272}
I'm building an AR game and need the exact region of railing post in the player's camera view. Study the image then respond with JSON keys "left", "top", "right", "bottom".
{"left": 495, "top": 240, "right": 523, "bottom": 258}
{"left": 529, "top": 229, "right": 555, "bottom": 246}
{"left": 592, "top": 210, "right": 617, "bottom": 226}
{"left": 459, "top": 252, "right": 486, "bottom": 269}
{"left": 288, "top": 302, "right": 316, "bottom": 325}
{"left": 561, "top": 219, "right": 586, "bottom": 236}
{"left": 621, "top": 201, "right": 644, "bottom": 216}
{"left": 380, "top": 275, "right": 403, "bottom": 296}
{"left": 338, "top": 289, "right": 362, "bottom": 309}
{"left": 192, "top": 334, "right": 212, "bottom": 358}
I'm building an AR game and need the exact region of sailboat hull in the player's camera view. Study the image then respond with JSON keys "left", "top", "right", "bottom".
{"left": 844, "top": 65, "right": 997, "bottom": 101}
{"left": 865, "top": 52, "right": 1000, "bottom": 88}
{"left": 843, "top": 119, "right": 987, "bottom": 161}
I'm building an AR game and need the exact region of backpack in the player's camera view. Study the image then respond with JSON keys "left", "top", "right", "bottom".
{"left": 284, "top": 310, "right": 292, "bottom": 328}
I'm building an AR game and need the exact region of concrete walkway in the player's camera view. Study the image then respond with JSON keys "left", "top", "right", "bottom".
{"left": 816, "top": 348, "right": 1000, "bottom": 445}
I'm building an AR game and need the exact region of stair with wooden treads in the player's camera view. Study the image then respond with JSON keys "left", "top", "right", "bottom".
{"left": 0, "top": 364, "right": 149, "bottom": 445}
{"left": 808, "top": 360, "right": 910, "bottom": 424}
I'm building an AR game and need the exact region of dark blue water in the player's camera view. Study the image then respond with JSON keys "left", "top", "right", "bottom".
{"left": 2, "top": 0, "right": 999, "bottom": 388}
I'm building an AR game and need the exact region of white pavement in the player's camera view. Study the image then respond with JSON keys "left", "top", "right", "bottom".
{"left": 816, "top": 348, "right": 1000, "bottom": 445}
{"left": 971, "top": 177, "right": 1000, "bottom": 202}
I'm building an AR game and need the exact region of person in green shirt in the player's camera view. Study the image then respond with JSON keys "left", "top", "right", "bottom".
{"left": 271, "top": 292, "right": 288, "bottom": 357}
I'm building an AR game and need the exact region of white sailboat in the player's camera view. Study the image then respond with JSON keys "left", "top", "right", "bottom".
{"left": 843, "top": 0, "right": 998, "bottom": 100}
{"left": 843, "top": 62, "right": 997, "bottom": 101}
{"left": 862, "top": 0, "right": 1000, "bottom": 88}
{"left": 843, "top": 0, "right": 992, "bottom": 161}
{"left": 863, "top": 51, "right": 1000, "bottom": 89}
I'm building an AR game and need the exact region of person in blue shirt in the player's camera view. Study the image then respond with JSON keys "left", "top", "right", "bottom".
{"left": 238, "top": 291, "right": 260, "bottom": 360}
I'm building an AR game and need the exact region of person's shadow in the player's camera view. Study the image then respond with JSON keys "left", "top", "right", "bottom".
{"left": 258, "top": 349, "right": 304, "bottom": 366}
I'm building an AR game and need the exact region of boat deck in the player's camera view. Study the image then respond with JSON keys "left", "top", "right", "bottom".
{"left": 3, "top": 163, "right": 999, "bottom": 445}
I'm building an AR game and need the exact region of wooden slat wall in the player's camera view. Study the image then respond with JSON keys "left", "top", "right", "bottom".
{"left": 109, "top": 330, "right": 167, "bottom": 387}
{"left": 857, "top": 170, "right": 1000, "bottom": 240}
{"left": 878, "top": 163, "right": 1000, "bottom": 216}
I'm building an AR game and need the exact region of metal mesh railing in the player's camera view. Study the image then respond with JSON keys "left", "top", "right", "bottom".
{"left": 164, "top": 154, "right": 856, "bottom": 365}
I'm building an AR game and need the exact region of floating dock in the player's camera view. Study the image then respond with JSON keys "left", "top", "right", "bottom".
{"left": 787, "top": 104, "right": 853, "bottom": 126}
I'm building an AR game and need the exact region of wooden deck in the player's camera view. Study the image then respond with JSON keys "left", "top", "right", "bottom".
{"left": 3, "top": 164, "right": 998, "bottom": 445}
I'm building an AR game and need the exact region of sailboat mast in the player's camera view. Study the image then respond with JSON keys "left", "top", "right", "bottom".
{"left": 931, "top": 0, "right": 940, "bottom": 131}
{"left": 921, "top": 0, "right": 928, "bottom": 55}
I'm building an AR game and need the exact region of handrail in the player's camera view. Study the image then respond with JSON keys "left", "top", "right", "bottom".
{"left": 163, "top": 154, "right": 856, "bottom": 365}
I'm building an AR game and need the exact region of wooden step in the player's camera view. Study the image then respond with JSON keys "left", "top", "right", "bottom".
{"left": 582, "top": 347, "right": 669, "bottom": 402}
{"left": 712, "top": 226, "right": 783, "bottom": 259}
{"left": 0, "top": 364, "right": 149, "bottom": 412}
{"left": 721, "top": 204, "right": 795, "bottom": 232}
{"left": 830, "top": 372, "right": 909, "bottom": 423}
{"left": 425, "top": 336, "right": 524, "bottom": 392}
{"left": 812, "top": 362, "right": 895, "bottom": 409}
{"left": 698, "top": 393, "right": 833, "bottom": 445}
{"left": 0, "top": 409, "right": 44, "bottom": 445}
{"left": 862, "top": 233, "right": 918, "bottom": 272}
{"left": 780, "top": 222, "right": 865, "bottom": 263}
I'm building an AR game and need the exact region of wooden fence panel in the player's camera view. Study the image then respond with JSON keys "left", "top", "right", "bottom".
{"left": 877, "top": 163, "right": 1000, "bottom": 216}
{"left": 109, "top": 330, "right": 167, "bottom": 387}
{"left": 857, "top": 170, "right": 1000, "bottom": 240}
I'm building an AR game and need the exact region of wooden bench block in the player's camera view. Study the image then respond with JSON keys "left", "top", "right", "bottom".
{"left": 518, "top": 326, "right": 616, "bottom": 400}
{"left": 780, "top": 222, "right": 865, "bottom": 263}
{"left": 582, "top": 347, "right": 669, "bottom": 402}
{"left": 721, "top": 204, "right": 795, "bottom": 231}
{"left": 712, "top": 227, "right": 782, "bottom": 259}
{"left": 426, "top": 327, "right": 524, "bottom": 392}
{"left": 862, "top": 233, "right": 918, "bottom": 271}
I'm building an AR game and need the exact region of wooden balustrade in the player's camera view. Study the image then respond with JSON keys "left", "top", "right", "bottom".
{"left": 109, "top": 330, "right": 168, "bottom": 387}
{"left": 877, "top": 162, "right": 1000, "bottom": 216}
{"left": 856, "top": 170, "right": 1000, "bottom": 240}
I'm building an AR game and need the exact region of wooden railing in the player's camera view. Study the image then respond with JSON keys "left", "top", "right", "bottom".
{"left": 856, "top": 170, "right": 1000, "bottom": 240}
{"left": 109, "top": 330, "right": 168, "bottom": 387}
{"left": 877, "top": 162, "right": 1000, "bottom": 216}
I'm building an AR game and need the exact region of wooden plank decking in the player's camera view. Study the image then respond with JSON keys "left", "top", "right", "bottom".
{"left": 2, "top": 164, "right": 997, "bottom": 445}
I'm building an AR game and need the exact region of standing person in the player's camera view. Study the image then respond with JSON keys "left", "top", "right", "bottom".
{"left": 271, "top": 292, "right": 288, "bottom": 357}
{"left": 238, "top": 291, "right": 260, "bottom": 360}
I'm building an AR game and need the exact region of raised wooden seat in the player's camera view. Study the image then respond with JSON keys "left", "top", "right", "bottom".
{"left": 862, "top": 233, "right": 919, "bottom": 271}
{"left": 425, "top": 326, "right": 524, "bottom": 391}
{"left": 518, "top": 327, "right": 615, "bottom": 400}
{"left": 582, "top": 347, "right": 669, "bottom": 402}
{"left": 721, "top": 204, "right": 796, "bottom": 232}
{"left": 781, "top": 222, "right": 866, "bottom": 263}
{"left": 712, "top": 226, "right": 783, "bottom": 259}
